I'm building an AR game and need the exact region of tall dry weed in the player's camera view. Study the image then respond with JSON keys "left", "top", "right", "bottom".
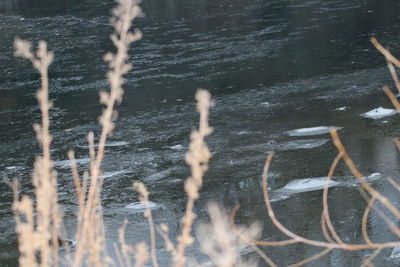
{"left": 13, "top": 39, "right": 61, "bottom": 267}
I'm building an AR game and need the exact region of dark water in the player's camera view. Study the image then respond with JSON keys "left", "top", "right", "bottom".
{"left": 2, "top": 0, "right": 400, "bottom": 265}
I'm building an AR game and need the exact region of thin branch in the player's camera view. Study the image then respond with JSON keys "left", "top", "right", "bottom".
{"left": 371, "top": 37, "right": 400, "bottom": 68}
{"left": 288, "top": 248, "right": 332, "bottom": 267}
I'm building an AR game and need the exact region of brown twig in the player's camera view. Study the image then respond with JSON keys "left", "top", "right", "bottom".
{"left": 371, "top": 37, "right": 400, "bottom": 67}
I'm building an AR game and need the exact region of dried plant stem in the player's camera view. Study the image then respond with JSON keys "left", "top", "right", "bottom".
{"left": 288, "top": 248, "right": 332, "bottom": 267}
{"left": 231, "top": 150, "right": 400, "bottom": 253}
{"left": 370, "top": 37, "right": 400, "bottom": 67}
{"left": 330, "top": 130, "right": 400, "bottom": 220}
{"left": 321, "top": 152, "right": 344, "bottom": 244}
{"left": 133, "top": 182, "right": 158, "bottom": 267}
{"left": 72, "top": 1, "right": 142, "bottom": 265}
{"left": 175, "top": 89, "right": 213, "bottom": 267}
{"left": 13, "top": 38, "right": 61, "bottom": 267}
{"left": 361, "top": 248, "right": 382, "bottom": 267}
{"left": 383, "top": 86, "right": 400, "bottom": 112}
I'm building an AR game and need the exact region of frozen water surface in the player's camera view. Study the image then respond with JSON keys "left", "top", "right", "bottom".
{"left": 286, "top": 126, "right": 342, "bottom": 136}
{"left": 360, "top": 107, "right": 397, "bottom": 119}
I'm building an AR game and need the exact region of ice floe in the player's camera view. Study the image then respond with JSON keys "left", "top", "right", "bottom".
{"left": 286, "top": 126, "right": 342, "bottom": 136}
{"left": 360, "top": 107, "right": 397, "bottom": 120}
{"left": 269, "top": 173, "right": 383, "bottom": 202}
{"left": 124, "top": 201, "right": 160, "bottom": 211}
{"left": 275, "top": 177, "right": 341, "bottom": 194}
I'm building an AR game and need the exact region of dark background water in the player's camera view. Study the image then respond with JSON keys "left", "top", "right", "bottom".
{"left": 2, "top": 0, "right": 400, "bottom": 266}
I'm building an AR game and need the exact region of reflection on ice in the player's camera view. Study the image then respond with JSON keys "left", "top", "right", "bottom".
{"left": 124, "top": 201, "right": 160, "bottom": 212}
{"left": 286, "top": 126, "right": 342, "bottom": 136}
{"left": 360, "top": 107, "right": 397, "bottom": 120}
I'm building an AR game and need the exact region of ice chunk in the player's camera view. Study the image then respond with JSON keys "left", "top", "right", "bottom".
{"left": 276, "top": 177, "right": 341, "bottom": 193}
{"left": 360, "top": 107, "right": 397, "bottom": 119}
{"left": 286, "top": 126, "right": 342, "bottom": 136}
{"left": 125, "top": 201, "right": 159, "bottom": 211}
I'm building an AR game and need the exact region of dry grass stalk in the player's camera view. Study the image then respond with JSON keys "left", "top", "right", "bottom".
{"left": 71, "top": 0, "right": 142, "bottom": 265}
{"left": 13, "top": 38, "right": 61, "bottom": 267}
{"left": 174, "top": 89, "right": 213, "bottom": 267}
{"left": 133, "top": 182, "right": 158, "bottom": 267}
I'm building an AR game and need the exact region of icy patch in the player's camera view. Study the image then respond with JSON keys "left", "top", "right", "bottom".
{"left": 99, "top": 170, "right": 130, "bottom": 179}
{"left": 360, "top": 107, "right": 397, "bottom": 119}
{"left": 276, "top": 139, "right": 329, "bottom": 150}
{"left": 54, "top": 158, "right": 90, "bottom": 169}
{"left": 276, "top": 177, "right": 341, "bottom": 194}
{"left": 286, "top": 126, "right": 342, "bottom": 136}
{"left": 124, "top": 201, "right": 160, "bottom": 211}
{"left": 391, "top": 247, "right": 400, "bottom": 259}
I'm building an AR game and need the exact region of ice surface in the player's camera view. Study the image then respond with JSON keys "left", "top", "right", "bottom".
{"left": 360, "top": 107, "right": 397, "bottom": 119}
{"left": 286, "top": 126, "right": 342, "bottom": 136}
{"left": 125, "top": 201, "right": 159, "bottom": 211}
